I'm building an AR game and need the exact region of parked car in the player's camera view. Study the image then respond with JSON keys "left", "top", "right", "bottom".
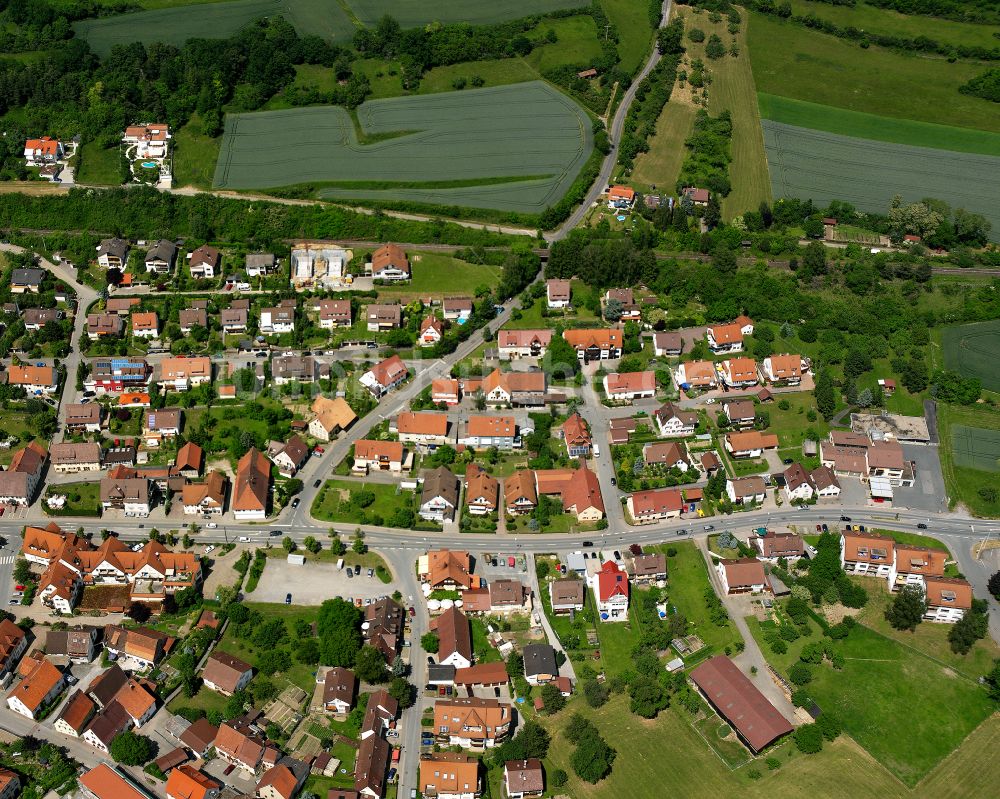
{"left": 285, "top": 593, "right": 292, "bottom": 604}
{"left": 347, "top": 569, "right": 353, "bottom": 579}
{"left": 388, "top": 768, "right": 397, "bottom": 783}
{"left": 783, "top": 458, "right": 793, "bottom": 464}
{"left": 822, "top": 524, "right": 829, "bottom": 532}
{"left": 408, "top": 606, "right": 416, "bottom": 616}
{"left": 367, "top": 568, "right": 375, "bottom": 578}
{"left": 291, "top": 498, "right": 300, "bottom": 509}
{"left": 314, "top": 479, "right": 322, "bottom": 488}
{"left": 354, "top": 565, "right": 362, "bottom": 576}
{"left": 610, "top": 477, "right": 617, "bottom": 486}
{"left": 205, "top": 546, "right": 215, "bottom": 554}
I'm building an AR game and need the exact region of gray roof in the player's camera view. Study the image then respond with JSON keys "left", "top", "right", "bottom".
{"left": 98, "top": 238, "right": 129, "bottom": 259}
{"left": 12, "top": 268, "right": 44, "bottom": 286}
{"left": 428, "top": 663, "right": 456, "bottom": 684}
{"left": 145, "top": 240, "right": 177, "bottom": 263}
{"left": 246, "top": 253, "right": 275, "bottom": 268}
{"left": 522, "top": 643, "right": 558, "bottom": 678}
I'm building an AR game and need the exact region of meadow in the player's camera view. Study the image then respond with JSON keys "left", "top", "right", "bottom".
{"left": 941, "top": 319, "right": 1000, "bottom": 391}
{"left": 761, "top": 121, "right": 1000, "bottom": 238}
{"left": 747, "top": 12, "right": 997, "bottom": 132}
{"left": 348, "top": 0, "right": 583, "bottom": 27}
{"left": 951, "top": 425, "right": 1000, "bottom": 473}
{"left": 758, "top": 94, "right": 1000, "bottom": 158}
{"left": 937, "top": 402, "right": 1000, "bottom": 517}
{"left": 213, "top": 82, "right": 592, "bottom": 213}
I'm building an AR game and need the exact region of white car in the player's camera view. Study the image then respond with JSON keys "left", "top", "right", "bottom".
{"left": 205, "top": 545, "right": 215, "bottom": 554}
{"left": 206, "top": 522, "right": 218, "bottom": 529}
{"left": 238, "top": 536, "right": 252, "bottom": 542}
{"left": 705, "top": 398, "right": 716, "bottom": 404}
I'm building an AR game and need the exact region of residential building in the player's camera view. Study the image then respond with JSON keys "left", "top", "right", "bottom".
{"left": 503, "top": 760, "right": 543, "bottom": 799}
{"left": 840, "top": 531, "right": 896, "bottom": 579}
{"left": 689, "top": 656, "right": 792, "bottom": 753}
{"left": 674, "top": 359, "right": 717, "bottom": 389}
{"left": 534, "top": 464, "right": 605, "bottom": 522}
{"left": 465, "top": 464, "right": 498, "bottom": 516}
{"left": 214, "top": 720, "right": 265, "bottom": 774}
{"left": 88, "top": 357, "right": 150, "bottom": 393}
{"left": 893, "top": 544, "right": 948, "bottom": 589}
{"left": 682, "top": 186, "right": 711, "bottom": 207}
{"left": 420, "top": 316, "right": 444, "bottom": 347}
{"left": 716, "top": 558, "right": 769, "bottom": 594}
{"left": 725, "top": 476, "right": 767, "bottom": 505}
{"left": 603, "top": 371, "right": 656, "bottom": 402}
{"left": 783, "top": 463, "right": 815, "bottom": 502}
{"left": 443, "top": 298, "right": 473, "bottom": 322}
{"left": 322, "top": 667, "right": 357, "bottom": 716}
{"left": 130, "top": 311, "right": 159, "bottom": 338}
{"left": 315, "top": 299, "right": 352, "bottom": 329}
{"left": 394, "top": 412, "right": 450, "bottom": 451}
{"left": 433, "top": 698, "right": 512, "bottom": 748}
{"left": 6, "top": 658, "right": 64, "bottom": 718}
{"left": 260, "top": 306, "right": 295, "bottom": 334}
{"left": 420, "top": 753, "right": 480, "bottom": 799}
{"left": 589, "top": 561, "right": 629, "bottom": 622}
{"left": 5, "top": 363, "right": 58, "bottom": 393}
{"left": 548, "top": 579, "right": 584, "bottom": 614}
{"left": 179, "top": 308, "right": 208, "bottom": 333}
{"left": 419, "top": 550, "right": 478, "bottom": 591}
{"left": 188, "top": 245, "right": 221, "bottom": 279}
{"left": 54, "top": 690, "right": 96, "bottom": 737}
{"left": 652, "top": 331, "right": 683, "bottom": 357}
{"left": 355, "top": 736, "right": 390, "bottom": 799}
{"left": 724, "top": 430, "right": 779, "bottom": 458}
{"left": 751, "top": 532, "right": 806, "bottom": 562}
{"left": 607, "top": 185, "right": 635, "bottom": 209}
{"left": 24, "top": 136, "right": 63, "bottom": 164}
{"left": 924, "top": 577, "right": 973, "bottom": 623}
{"left": 45, "top": 626, "right": 98, "bottom": 663}
{"left": 724, "top": 399, "right": 756, "bottom": 429}
{"left": 272, "top": 435, "right": 310, "bottom": 478}
{"left": 180, "top": 717, "right": 219, "bottom": 757}
{"left": 481, "top": 369, "right": 546, "bottom": 407}
{"left": 557, "top": 412, "right": 591, "bottom": 457}
{"left": 0, "top": 441, "right": 47, "bottom": 505}
{"left": 364, "top": 598, "right": 405, "bottom": 662}
{"left": 810, "top": 465, "right": 841, "bottom": 498}
{"left": 175, "top": 441, "right": 204, "bottom": 477}
{"left": 0, "top": 620, "right": 27, "bottom": 677}
{"left": 706, "top": 323, "right": 743, "bottom": 353}
{"left": 431, "top": 378, "right": 460, "bottom": 406}
{"left": 434, "top": 607, "right": 473, "bottom": 669}
{"left": 11, "top": 268, "right": 45, "bottom": 293}
{"left": 181, "top": 471, "right": 227, "bottom": 516}
{"left": 245, "top": 253, "right": 278, "bottom": 277}
{"left": 353, "top": 440, "right": 405, "bottom": 474}
{"left": 626, "top": 552, "right": 667, "bottom": 585}
{"left": 360, "top": 689, "right": 398, "bottom": 740}
{"left": 80, "top": 765, "right": 154, "bottom": 799}
{"left": 604, "top": 288, "right": 640, "bottom": 321}
{"left": 97, "top": 239, "right": 129, "bottom": 269}
{"left": 452, "top": 663, "right": 508, "bottom": 691}
{"left": 88, "top": 665, "right": 129, "bottom": 708}
{"left": 106, "top": 297, "right": 140, "bottom": 315}
{"left": 38, "top": 561, "right": 83, "bottom": 614}
{"left": 545, "top": 279, "right": 570, "bottom": 309}
{"left": 366, "top": 304, "right": 402, "bottom": 332}
{"left": 113, "top": 678, "right": 157, "bottom": 726}
{"left": 87, "top": 313, "right": 124, "bottom": 340}
{"left": 166, "top": 766, "right": 220, "bottom": 799}
{"left": 642, "top": 440, "right": 690, "bottom": 470}
{"left": 462, "top": 580, "right": 528, "bottom": 615}
{"left": 272, "top": 356, "right": 318, "bottom": 385}
{"left": 291, "top": 244, "right": 348, "bottom": 288}
{"left": 734, "top": 315, "right": 754, "bottom": 335}
{"left": 124, "top": 123, "right": 170, "bottom": 158}
{"left": 221, "top": 308, "right": 248, "bottom": 334}
{"left": 144, "top": 408, "right": 182, "bottom": 447}
{"left": 50, "top": 442, "right": 102, "bottom": 473}
{"left": 464, "top": 415, "right": 517, "bottom": 450}
{"left": 82, "top": 701, "right": 131, "bottom": 752}
{"left": 720, "top": 357, "right": 759, "bottom": 388}
{"left": 158, "top": 357, "right": 212, "bottom": 391}
{"left": 762, "top": 354, "right": 803, "bottom": 385}
{"left": 371, "top": 244, "right": 410, "bottom": 281}
{"left": 232, "top": 447, "right": 270, "bottom": 520}
{"left": 497, "top": 329, "right": 552, "bottom": 359}
{"left": 309, "top": 396, "right": 357, "bottom": 442}
{"left": 522, "top": 644, "right": 557, "bottom": 685}
{"left": 653, "top": 402, "right": 698, "bottom": 437}
{"left": 420, "top": 466, "right": 460, "bottom": 522}
{"left": 504, "top": 470, "right": 537, "bottom": 516}
{"left": 23, "top": 307, "right": 61, "bottom": 331}
{"left": 258, "top": 762, "right": 306, "bottom": 799}
{"left": 144, "top": 240, "right": 177, "bottom": 274}
{"left": 202, "top": 652, "right": 253, "bottom": 696}
{"left": 563, "top": 328, "right": 622, "bottom": 361}
{"left": 360, "top": 355, "right": 408, "bottom": 398}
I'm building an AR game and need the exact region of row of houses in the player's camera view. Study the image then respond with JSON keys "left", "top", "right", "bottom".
{"left": 675, "top": 354, "right": 806, "bottom": 391}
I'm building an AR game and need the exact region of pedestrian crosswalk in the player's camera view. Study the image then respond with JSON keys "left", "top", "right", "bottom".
{"left": 0, "top": 556, "right": 15, "bottom": 566}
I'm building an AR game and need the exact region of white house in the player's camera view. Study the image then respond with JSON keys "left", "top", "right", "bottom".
{"left": 725, "top": 476, "right": 766, "bottom": 505}
{"left": 546, "top": 279, "right": 571, "bottom": 309}
{"left": 588, "top": 561, "right": 629, "bottom": 622}
{"left": 716, "top": 558, "right": 768, "bottom": 595}
{"left": 260, "top": 306, "right": 295, "bottom": 334}
{"left": 603, "top": 371, "right": 656, "bottom": 402}
{"left": 653, "top": 402, "right": 698, "bottom": 438}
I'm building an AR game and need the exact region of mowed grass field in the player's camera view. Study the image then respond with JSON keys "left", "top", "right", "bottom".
{"left": 942, "top": 319, "right": 1000, "bottom": 391}
{"left": 213, "top": 81, "right": 592, "bottom": 213}
{"left": 937, "top": 402, "right": 1000, "bottom": 517}
{"left": 761, "top": 121, "right": 1000, "bottom": 238}
{"left": 758, "top": 95, "right": 1000, "bottom": 157}
{"left": 952, "top": 425, "right": 1000, "bottom": 472}
{"left": 747, "top": 12, "right": 998, "bottom": 132}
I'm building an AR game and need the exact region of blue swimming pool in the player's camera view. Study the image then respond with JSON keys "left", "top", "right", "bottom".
{"left": 140, "top": 160, "right": 157, "bottom": 168}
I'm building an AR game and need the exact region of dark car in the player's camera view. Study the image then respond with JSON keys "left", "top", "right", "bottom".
{"left": 271, "top": 530, "right": 283, "bottom": 537}
{"left": 285, "top": 593, "right": 292, "bottom": 604}
{"left": 409, "top": 606, "right": 416, "bottom": 616}
{"left": 291, "top": 498, "right": 300, "bottom": 509}
{"left": 354, "top": 565, "right": 362, "bottom": 576}
{"left": 783, "top": 458, "right": 794, "bottom": 465}
{"left": 822, "top": 524, "right": 829, "bottom": 532}
{"left": 347, "top": 569, "right": 353, "bottom": 578}
{"left": 840, "top": 516, "right": 851, "bottom": 522}
{"left": 917, "top": 523, "right": 928, "bottom": 529}
{"left": 610, "top": 477, "right": 617, "bottom": 486}
{"left": 313, "top": 479, "right": 322, "bottom": 488}
{"left": 427, "top": 655, "right": 435, "bottom": 665}
{"left": 582, "top": 540, "right": 594, "bottom": 547}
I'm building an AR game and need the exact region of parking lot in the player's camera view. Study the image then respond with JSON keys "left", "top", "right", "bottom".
{"left": 249, "top": 558, "right": 401, "bottom": 605}
{"left": 894, "top": 443, "right": 948, "bottom": 514}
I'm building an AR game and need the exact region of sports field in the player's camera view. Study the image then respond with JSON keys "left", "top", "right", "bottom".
{"left": 214, "top": 81, "right": 593, "bottom": 213}
{"left": 941, "top": 319, "right": 1000, "bottom": 391}
{"left": 951, "top": 425, "right": 1000, "bottom": 473}
{"left": 758, "top": 95, "right": 1000, "bottom": 158}
{"left": 76, "top": 0, "right": 584, "bottom": 53}
{"left": 762, "top": 121, "right": 1000, "bottom": 239}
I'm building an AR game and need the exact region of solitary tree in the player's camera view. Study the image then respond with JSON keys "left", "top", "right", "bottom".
{"left": 989, "top": 570, "right": 1000, "bottom": 601}
{"left": 109, "top": 731, "right": 154, "bottom": 765}
{"left": 885, "top": 584, "right": 926, "bottom": 632}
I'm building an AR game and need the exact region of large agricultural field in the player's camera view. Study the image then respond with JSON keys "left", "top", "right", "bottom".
{"left": 214, "top": 81, "right": 593, "bottom": 213}
{"left": 762, "top": 121, "right": 1000, "bottom": 237}
{"left": 942, "top": 319, "right": 1000, "bottom": 391}
{"left": 75, "top": 0, "right": 584, "bottom": 54}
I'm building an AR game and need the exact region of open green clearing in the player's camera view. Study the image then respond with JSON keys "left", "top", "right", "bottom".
{"left": 747, "top": 12, "right": 997, "bottom": 132}
{"left": 173, "top": 116, "right": 222, "bottom": 189}
{"left": 758, "top": 95, "right": 1000, "bottom": 158}
{"left": 601, "top": 0, "right": 654, "bottom": 75}
{"left": 942, "top": 319, "right": 1000, "bottom": 392}
{"left": 76, "top": 140, "right": 123, "bottom": 185}
{"left": 747, "top": 611, "right": 994, "bottom": 786}
{"left": 214, "top": 82, "right": 592, "bottom": 213}
{"left": 76, "top": 0, "right": 584, "bottom": 55}
{"left": 524, "top": 15, "right": 605, "bottom": 73}
{"left": 951, "top": 425, "right": 1000, "bottom": 473}
{"left": 786, "top": 0, "right": 1000, "bottom": 51}
{"left": 375, "top": 252, "right": 501, "bottom": 300}
{"left": 312, "top": 479, "right": 414, "bottom": 525}
{"left": 761, "top": 121, "right": 1000, "bottom": 239}
{"left": 938, "top": 403, "right": 1000, "bottom": 517}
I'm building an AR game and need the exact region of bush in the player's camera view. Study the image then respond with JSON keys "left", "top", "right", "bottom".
{"left": 550, "top": 768, "right": 568, "bottom": 788}
{"left": 788, "top": 662, "right": 812, "bottom": 686}
{"left": 793, "top": 723, "right": 824, "bottom": 754}
{"left": 816, "top": 712, "right": 841, "bottom": 741}
{"left": 765, "top": 756, "right": 781, "bottom": 770}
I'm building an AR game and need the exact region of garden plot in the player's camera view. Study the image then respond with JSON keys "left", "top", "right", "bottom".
{"left": 762, "top": 120, "right": 1000, "bottom": 240}
{"left": 213, "top": 81, "right": 592, "bottom": 213}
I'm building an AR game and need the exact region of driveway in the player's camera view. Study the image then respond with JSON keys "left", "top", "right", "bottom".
{"left": 247, "top": 558, "right": 400, "bottom": 605}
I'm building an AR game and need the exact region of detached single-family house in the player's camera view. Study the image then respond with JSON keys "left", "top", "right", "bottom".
{"left": 782, "top": 463, "right": 814, "bottom": 502}
{"left": 504, "top": 759, "right": 543, "bottom": 799}
{"left": 464, "top": 464, "right": 498, "bottom": 516}
{"left": 720, "top": 357, "right": 759, "bottom": 388}
{"left": 144, "top": 240, "right": 177, "bottom": 274}
{"left": 181, "top": 472, "right": 227, "bottom": 517}
{"left": 603, "top": 371, "right": 656, "bottom": 402}
{"left": 652, "top": 331, "right": 683, "bottom": 357}
{"left": 309, "top": 396, "right": 357, "bottom": 442}
{"left": 432, "top": 379, "right": 461, "bottom": 406}
{"left": 546, "top": 279, "right": 571, "bottom": 309}
{"left": 642, "top": 441, "right": 690, "bottom": 470}
{"left": 144, "top": 408, "right": 182, "bottom": 447}
{"left": 497, "top": 329, "right": 552, "bottom": 360}
{"left": 24, "top": 136, "right": 63, "bottom": 164}
{"left": 724, "top": 431, "right": 779, "bottom": 458}
{"left": 0, "top": 441, "right": 48, "bottom": 505}
{"left": 322, "top": 667, "right": 357, "bottom": 716}
{"left": 589, "top": 561, "right": 629, "bottom": 622}
{"left": 260, "top": 306, "right": 295, "bottom": 334}
{"left": 751, "top": 532, "right": 806, "bottom": 562}
{"left": 272, "top": 435, "right": 310, "bottom": 478}
{"left": 158, "top": 357, "right": 211, "bottom": 391}
{"left": 202, "top": 652, "right": 253, "bottom": 696}
{"left": 232, "top": 448, "right": 270, "bottom": 521}
{"left": 726, "top": 476, "right": 766, "bottom": 505}
{"left": 87, "top": 313, "right": 124, "bottom": 340}
{"left": 371, "top": 244, "right": 410, "bottom": 281}
{"left": 442, "top": 298, "right": 473, "bottom": 322}
{"left": 433, "top": 607, "right": 473, "bottom": 670}
{"left": 366, "top": 304, "right": 402, "bottom": 332}
{"left": 716, "top": 558, "right": 768, "bottom": 595}
{"left": 131, "top": 312, "right": 159, "bottom": 339}
{"left": 11, "top": 268, "right": 45, "bottom": 294}
{"left": 360, "top": 355, "right": 408, "bottom": 398}
{"left": 316, "top": 299, "right": 352, "bottom": 329}
{"left": 504, "top": 470, "right": 537, "bottom": 516}
{"left": 395, "top": 412, "right": 450, "bottom": 451}
{"left": 606, "top": 185, "right": 635, "bottom": 210}
{"left": 762, "top": 354, "right": 803, "bottom": 385}
{"left": 188, "top": 245, "right": 221, "bottom": 279}
{"left": 464, "top": 416, "right": 517, "bottom": 450}
{"left": 549, "top": 580, "right": 584, "bottom": 614}
{"left": 353, "top": 439, "right": 405, "bottom": 475}
{"left": 626, "top": 487, "right": 684, "bottom": 524}
{"left": 420, "top": 316, "right": 444, "bottom": 347}
{"left": 50, "top": 442, "right": 103, "bottom": 474}
{"left": 220, "top": 308, "right": 248, "bottom": 334}
{"left": 420, "top": 753, "right": 480, "bottom": 799}
{"left": 97, "top": 239, "right": 130, "bottom": 270}
{"left": 6, "top": 364, "right": 58, "bottom": 394}
{"left": 6, "top": 659, "right": 64, "bottom": 719}
{"left": 706, "top": 323, "right": 743, "bottom": 353}
{"left": 523, "top": 644, "right": 558, "bottom": 685}
{"left": 674, "top": 360, "right": 716, "bottom": 390}
{"left": 653, "top": 402, "right": 698, "bottom": 438}
{"left": 723, "top": 399, "right": 756, "bottom": 430}
{"left": 419, "top": 467, "right": 460, "bottom": 523}
{"left": 64, "top": 402, "right": 103, "bottom": 433}
{"left": 179, "top": 308, "right": 208, "bottom": 333}
{"left": 100, "top": 474, "right": 153, "bottom": 517}
{"left": 245, "top": 253, "right": 277, "bottom": 277}
{"left": 557, "top": 412, "right": 591, "bottom": 457}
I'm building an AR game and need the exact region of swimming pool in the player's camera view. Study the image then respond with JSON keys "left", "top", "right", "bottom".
{"left": 140, "top": 160, "right": 157, "bottom": 168}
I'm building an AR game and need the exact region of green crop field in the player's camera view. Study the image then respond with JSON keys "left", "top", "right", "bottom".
{"left": 747, "top": 12, "right": 997, "bottom": 132}
{"left": 941, "top": 320, "right": 1000, "bottom": 391}
{"left": 758, "top": 95, "right": 1000, "bottom": 158}
{"left": 761, "top": 121, "right": 1000, "bottom": 240}
{"left": 951, "top": 425, "right": 1000, "bottom": 473}
{"left": 214, "top": 81, "right": 593, "bottom": 213}
{"left": 348, "top": 0, "right": 582, "bottom": 27}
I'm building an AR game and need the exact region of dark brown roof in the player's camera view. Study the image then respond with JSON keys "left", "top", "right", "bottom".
{"left": 690, "top": 656, "right": 792, "bottom": 752}
{"left": 180, "top": 717, "right": 219, "bottom": 753}
{"left": 202, "top": 651, "right": 252, "bottom": 693}
{"left": 88, "top": 664, "right": 129, "bottom": 708}
{"left": 434, "top": 607, "right": 472, "bottom": 664}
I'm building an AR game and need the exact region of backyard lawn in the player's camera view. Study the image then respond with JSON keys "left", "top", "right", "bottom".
{"left": 312, "top": 479, "right": 418, "bottom": 527}
{"left": 374, "top": 252, "right": 501, "bottom": 301}
{"left": 760, "top": 391, "right": 827, "bottom": 450}
{"left": 44, "top": 481, "right": 101, "bottom": 516}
